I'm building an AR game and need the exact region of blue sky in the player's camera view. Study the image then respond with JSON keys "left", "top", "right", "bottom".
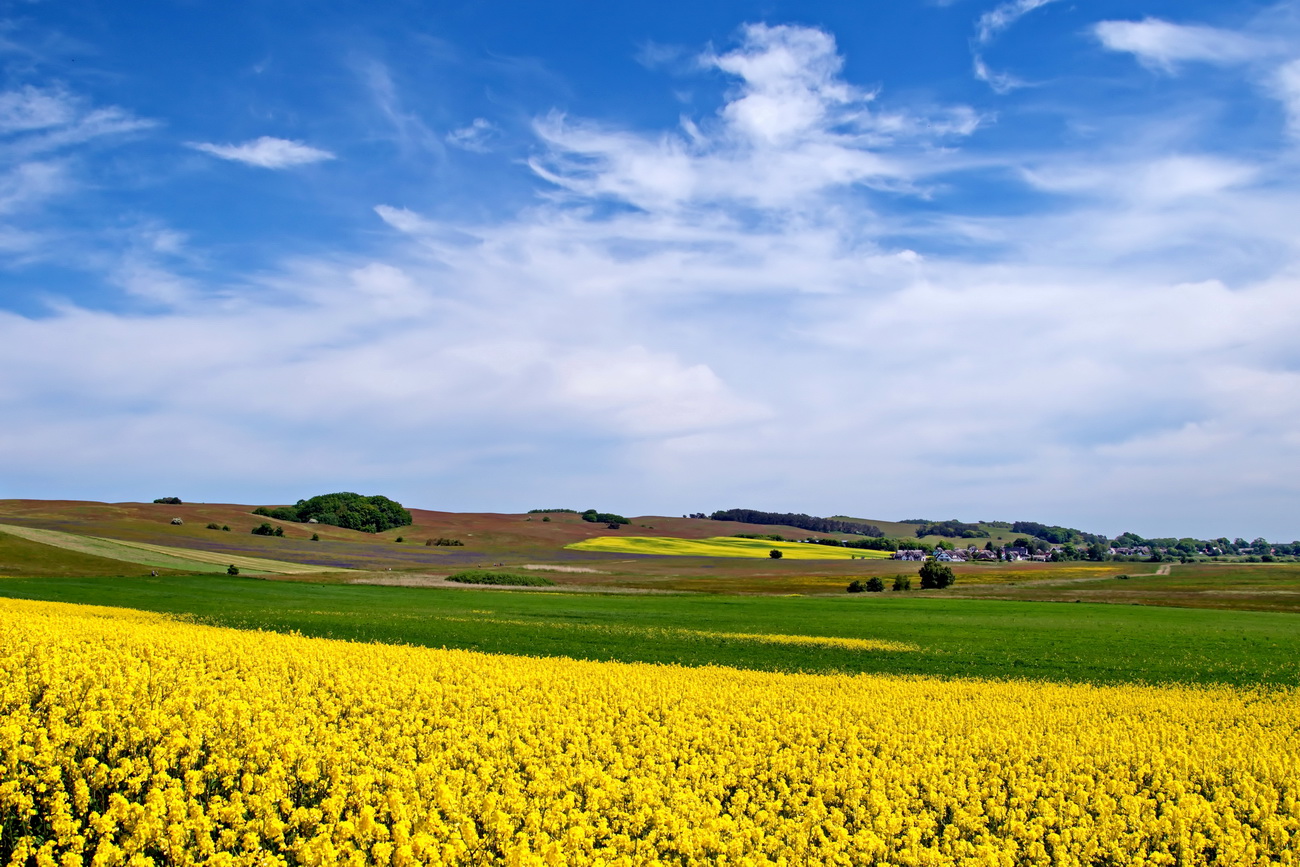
{"left": 3, "top": 0, "right": 1299, "bottom": 539}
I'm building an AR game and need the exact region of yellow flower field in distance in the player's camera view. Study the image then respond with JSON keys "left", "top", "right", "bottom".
{"left": 566, "top": 535, "right": 894, "bottom": 560}
{"left": 2, "top": 597, "right": 1298, "bottom": 866}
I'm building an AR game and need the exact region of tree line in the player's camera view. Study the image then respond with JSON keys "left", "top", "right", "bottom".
{"left": 709, "top": 509, "right": 884, "bottom": 536}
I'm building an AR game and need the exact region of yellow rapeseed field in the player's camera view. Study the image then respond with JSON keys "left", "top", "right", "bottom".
{"left": 2, "top": 598, "right": 1298, "bottom": 866}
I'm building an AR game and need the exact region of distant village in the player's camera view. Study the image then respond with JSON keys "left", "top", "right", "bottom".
{"left": 890, "top": 544, "right": 1157, "bottom": 563}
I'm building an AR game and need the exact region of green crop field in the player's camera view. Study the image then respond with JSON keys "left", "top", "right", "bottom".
{"left": 566, "top": 535, "right": 893, "bottom": 560}
{"left": 0, "top": 573, "right": 1295, "bottom": 687}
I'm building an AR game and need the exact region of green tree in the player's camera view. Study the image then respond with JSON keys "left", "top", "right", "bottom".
{"left": 769, "top": 549, "right": 783, "bottom": 559}
{"left": 226, "top": 565, "right": 239, "bottom": 576}
{"left": 292, "top": 493, "right": 413, "bottom": 533}
{"left": 865, "top": 576, "right": 885, "bottom": 592}
{"left": 892, "top": 575, "right": 911, "bottom": 591}
{"left": 918, "top": 561, "right": 955, "bottom": 589}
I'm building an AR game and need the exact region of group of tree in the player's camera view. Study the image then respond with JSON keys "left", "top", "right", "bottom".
{"left": 252, "top": 492, "right": 412, "bottom": 533}
{"left": 1011, "top": 521, "right": 1109, "bottom": 546}
{"left": 709, "top": 509, "right": 884, "bottom": 537}
{"left": 911, "top": 519, "right": 988, "bottom": 539}
{"left": 581, "top": 509, "right": 629, "bottom": 527}
{"left": 152, "top": 496, "right": 182, "bottom": 505}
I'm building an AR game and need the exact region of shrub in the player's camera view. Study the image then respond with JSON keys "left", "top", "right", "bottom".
{"left": 847, "top": 580, "right": 865, "bottom": 593}
{"left": 395, "top": 536, "right": 404, "bottom": 543}
{"left": 221, "top": 525, "right": 230, "bottom": 532}
{"left": 892, "top": 575, "right": 911, "bottom": 592}
{"left": 251, "top": 523, "right": 284, "bottom": 537}
{"left": 445, "top": 570, "right": 555, "bottom": 587}
{"left": 542, "top": 516, "right": 551, "bottom": 522}
{"left": 918, "top": 561, "right": 955, "bottom": 589}
{"left": 311, "top": 533, "right": 320, "bottom": 542}
{"left": 226, "top": 565, "right": 239, "bottom": 576}
{"left": 769, "top": 549, "right": 783, "bottom": 560}
{"left": 865, "top": 576, "right": 886, "bottom": 592}
{"left": 1116, "top": 574, "right": 1130, "bottom": 580}
{"left": 205, "top": 522, "right": 221, "bottom": 530}
{"left": 606, "top": 522, "right": 621, "bottom": 530}
{"left": 428, "top": 538, "right": 463, "bottom": 547}
{"left": 153, "top": 497, "right": 182, "bottom": 505}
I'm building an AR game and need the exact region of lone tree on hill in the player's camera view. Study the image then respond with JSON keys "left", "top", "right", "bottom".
{"left": 918, "top": 560, "right": 956, "bottom": 589}
{"left": 769, "top": 549, "right": 783, "bottom": 559}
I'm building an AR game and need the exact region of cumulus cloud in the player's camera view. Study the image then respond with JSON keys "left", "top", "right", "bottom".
{"left": 1093, "top": 18, "right": 1263, "bottom": 71}
{"left": 189, "top": 136, "right": 335, "bottom": 168}
{"left": 530, "top": 23, "right": 978, "bottom": 212}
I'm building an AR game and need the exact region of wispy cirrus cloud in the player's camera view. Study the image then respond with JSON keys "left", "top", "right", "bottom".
{"left": 1093, "top": 18, "right": 1264, "bottom": 71}
{"left": 976, "top": 0, "right": 1058, "bottom": 44}
{"left": 189, "top": 136, "right": 335, "bottom": 168}
{"left": 446, "top": 118, "right": 499, "bottom": 153}
{"left": 971, "top": 0, "right": 1060, "bottom": 92}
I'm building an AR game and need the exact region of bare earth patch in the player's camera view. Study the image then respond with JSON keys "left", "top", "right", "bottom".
{"left": 520, "top": 564, "right": 606, "bottom": 573}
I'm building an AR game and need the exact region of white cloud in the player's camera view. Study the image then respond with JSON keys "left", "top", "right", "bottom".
{"left": 977, "top": 0, "right": 1059, "bottom": 44}
{"left": 0, "top": 85, "right": 153, "bottom": 158}
{"left": 446, "top": 118, "right": 499, "bottom": 153}
{"left": 0, "top": 160, "right": 69, "bottom": 214}
{"left": 971, "top": 0, "right": 1060, "bottom": 92}
{"left": 1276, "top": 59, "right": 1300, "bottom": 137}
{"left": 529, "top": 24, "right": 977, "bottom": 212}
{"left": 972, "top": 55, "right": 1024, "bottom": 94}
{"left": 189, "top": 136, "right": 335, "bottom": 168}
{"left": 1093, "top": 18, "right": 1262, "bottom": 71}
{"left": 0, "top": 85, "right": 77, "bottom": 133}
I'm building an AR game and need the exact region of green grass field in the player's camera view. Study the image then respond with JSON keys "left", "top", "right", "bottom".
{"left": 0, "top": 573, "right": 1295, "bottom": 687}
{"left": 567, "top": 535, "right": 893, "bottom": 560}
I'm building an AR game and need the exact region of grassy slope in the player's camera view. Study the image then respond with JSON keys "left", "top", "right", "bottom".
{"left": 0, "top": 532, "right": 200, "bottom": 578}
{"left": 0, "top": 574, "right": 1295, "bottom": 687}
{"left": 0, "top": 524, "right": 332, "bottom": 575}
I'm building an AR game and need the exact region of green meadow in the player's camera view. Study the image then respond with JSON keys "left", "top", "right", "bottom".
{"left": 0, "top": 572, "right": 1296, "bottom": 688}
